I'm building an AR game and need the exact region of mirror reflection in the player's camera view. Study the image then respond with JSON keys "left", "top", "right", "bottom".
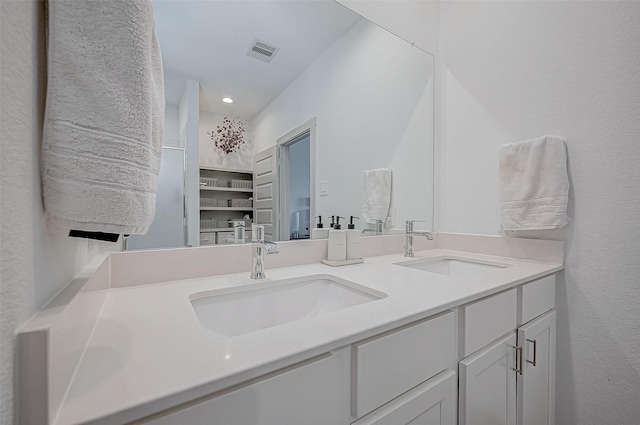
{"left": 126, "top": 0, "right": 434, "bottom": 250}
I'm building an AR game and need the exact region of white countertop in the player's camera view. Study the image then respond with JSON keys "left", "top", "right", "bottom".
{"left": 54, "top": 249, "right": 562, "bottom": 425}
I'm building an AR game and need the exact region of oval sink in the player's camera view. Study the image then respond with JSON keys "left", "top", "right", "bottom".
{"left": 395, "top": 256, "right": 512, "bottom": 278}
{"left": 191, "top": 274, "right": 386, "bottom": 337}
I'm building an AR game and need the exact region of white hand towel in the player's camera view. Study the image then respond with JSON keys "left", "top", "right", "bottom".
{"left": 361, "top": 168, "right": 392, "bottom": 223}
{"left": 499, "top": 135, "right": 570, "bottom": 231}
{"left": 42, "top": 0, "right": 165, "bottom": 234}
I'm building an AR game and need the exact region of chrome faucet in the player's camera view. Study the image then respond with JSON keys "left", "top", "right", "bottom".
{"left": 404, "top": 220, "right": 433, "bottom": 257}
{"left": 362, "top": 219, "right": 384, "bottom": 235}
{"left": 250, "top": 224, "right": 279, "bottom": 279}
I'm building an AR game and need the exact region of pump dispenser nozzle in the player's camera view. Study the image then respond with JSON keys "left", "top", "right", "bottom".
{"left": 330, "top": 215, "right": 335, "bottom": 229}
{"left": 334, "top": 216, "right": 345, "bottom": 230}
{"left": 348, "top": 216, "right": 359, "bottom": 230}
{"left": 315, "top": 215, "right": 324, "bottom": 228}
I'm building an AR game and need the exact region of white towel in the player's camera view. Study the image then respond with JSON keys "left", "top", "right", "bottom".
{"left": 361, "top": 168, "right": 392, "bottom": 223}
{"left": 42, "top": 0, "right": 165, "bottom": 234}
{"left": 499, "top": 135, "right": 570, "bottom": 231}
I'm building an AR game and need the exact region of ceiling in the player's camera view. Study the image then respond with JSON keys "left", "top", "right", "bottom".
{"left": 153, "top": 0, "right": 362, "bottom": 120}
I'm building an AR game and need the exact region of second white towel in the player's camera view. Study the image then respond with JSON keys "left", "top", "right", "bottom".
{"left": 361, "top": 168, "right": 392, "bottom": 223}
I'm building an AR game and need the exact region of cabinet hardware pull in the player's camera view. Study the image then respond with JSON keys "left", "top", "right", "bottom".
{"left": 526, "top": 338, "right": 537, "bottom": 367}
{"left": 512, "top": 345, "right": 523, "bottom": 375}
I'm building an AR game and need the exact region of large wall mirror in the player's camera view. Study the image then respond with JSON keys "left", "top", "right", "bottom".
{"left": 126, "top": 0, "right": 434, "bottom": 250}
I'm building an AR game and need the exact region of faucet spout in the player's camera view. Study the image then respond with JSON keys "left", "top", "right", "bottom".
{"left": 404, "top": 220, "right": 433, "bottom": 257}
{"left": 362, "top": 219, "right": 384, "bottom": 235}
{"left": 250, "top": 225, "right": 279, "bottom": 279}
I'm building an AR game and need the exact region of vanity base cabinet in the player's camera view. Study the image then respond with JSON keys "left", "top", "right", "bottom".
{"left": 459, "top": 312, "right": 557, "bottom": 425}
{"left": 459, "top": 332, "right": 517, "bottom": 425}
{"left": 354, "top": 369, "right": 457, "bottom": 425}
{"left": 140, "top": 349, "right": 350, "bottom": 425}
{"left": 518, "top": 311, "right": 556, "bottom": 425}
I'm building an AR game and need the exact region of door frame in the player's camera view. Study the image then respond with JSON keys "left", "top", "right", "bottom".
{"left": 276, "top": 118, "right": 316, "bottom": 241}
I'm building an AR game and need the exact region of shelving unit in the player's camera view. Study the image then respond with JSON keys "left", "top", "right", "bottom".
{"left": 200, "top": 207, "right": 254, "bottom": 212}
{"left": 199, "top": 167, "right": 253, "bottom": 245}
{"left": 200, "top": 187, "right": 253, "bottom": 193}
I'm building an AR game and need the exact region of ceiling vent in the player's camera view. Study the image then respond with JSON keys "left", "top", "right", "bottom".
{"left": 247, "top": 39, "right": 280, "bottom": 63}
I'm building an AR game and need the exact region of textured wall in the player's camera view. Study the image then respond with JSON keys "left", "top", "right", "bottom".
{"left": 0, "top": 2, "right": 108, "bottom": 423}
{"left": 438, "top": 2, "right": 640, "bottom": 424}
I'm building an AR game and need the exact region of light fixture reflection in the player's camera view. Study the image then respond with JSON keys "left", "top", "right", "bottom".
{"left": 222, "top": 97, "right": 234, "bottom": 104}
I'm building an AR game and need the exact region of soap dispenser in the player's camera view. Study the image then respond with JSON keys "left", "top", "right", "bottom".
{"left": 311, "top": 216, "right": 329, "bottom": 239}
{"left": 346, "top": 216, "right": 361, "bottom": 260}
{"left": 327, "top": 216, "right": 346, "bottom": 262}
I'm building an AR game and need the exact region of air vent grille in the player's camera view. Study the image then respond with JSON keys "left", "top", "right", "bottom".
{"left": 247, "top": 39, "right": 280, "bottom": 63}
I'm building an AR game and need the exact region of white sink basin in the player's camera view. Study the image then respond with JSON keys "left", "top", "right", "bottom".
{"left": 396, "top": 256, "right": 511, "bottom": 278}
{"left": 191, "top": 274, "right": 386, "bottom": 337}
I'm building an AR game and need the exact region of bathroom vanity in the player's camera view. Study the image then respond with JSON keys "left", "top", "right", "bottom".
{"left": 17, "top": 234, "right": 562, "bottom": 425}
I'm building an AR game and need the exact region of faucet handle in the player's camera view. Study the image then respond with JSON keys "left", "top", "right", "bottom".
{"left": 405, "top": 219, "right": 426, "bottom": 232}
{"left": 252, "top": 224, "right": 264, "bottom": 243}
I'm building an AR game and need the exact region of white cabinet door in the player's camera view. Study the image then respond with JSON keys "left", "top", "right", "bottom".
{"left": 355, "top": 370, "right": 457, "bottom": 425}
{"left": 253, "top": 146, "right": 279, "bottom": 240}
{"left": 142, "top": 350, "right": 350, "bottom": 425}
{"left": 459, "top": 332, "right": 517, "bottom": 425}
{"left": 518, "top": 310, "right": 556, "bottom": 425}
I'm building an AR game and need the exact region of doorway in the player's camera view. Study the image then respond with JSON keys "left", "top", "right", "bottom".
{"left": 252, "top": 118, "right": 316, "bottom": 241}
{"left": 277, "top": 118, "right": 316, "bottom": 241}
{"left": 282, "top": 133, "right": 311, "bottom": 239}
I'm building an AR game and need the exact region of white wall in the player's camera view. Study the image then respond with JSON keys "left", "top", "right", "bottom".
{"left": 251, "top": 18, "right": 434, "bottom": 230}
{"left": 163, "top": 104, "right": 180, "bottom": 147}
{"left": 337, "top": 0, "right": 438, "bottom": 54}
{"left": 0, "top": 2, "right": 110, "bottom": 423}
{"left": 178, "top": 80, "right": 200, "bottom": 246}
{"left": 438, "top": 2, "right": 640, "bottom": 424}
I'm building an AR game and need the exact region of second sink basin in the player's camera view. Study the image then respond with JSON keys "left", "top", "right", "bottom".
{"left": 191, "top": 274, "right": 386, "bottom": 337}
{"left": 396, "top": 256, "right": 511, "bottom": 278}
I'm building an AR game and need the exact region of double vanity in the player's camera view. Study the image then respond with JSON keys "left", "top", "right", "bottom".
{"left": 18, "top": 233, "right": 563, "bottom": 425}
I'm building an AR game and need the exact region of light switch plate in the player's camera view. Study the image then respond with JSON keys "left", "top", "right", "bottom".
{"left": 320, "top": 181, "right": 328, "bottom": 196}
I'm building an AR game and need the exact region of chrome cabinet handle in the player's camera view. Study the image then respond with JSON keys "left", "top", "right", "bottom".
{"left": 526, "top": 339, "right": 537, "bottom": 367}
{"left": 512, "top": 345, "right": 523, "bottom": 375}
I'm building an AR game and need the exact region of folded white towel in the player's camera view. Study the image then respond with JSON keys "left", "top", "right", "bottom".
{"left": 361, "top": 168, "right": 392, "bottom": 223}
{"left": 499, "top": 135, "right": 570, "bottom": 231}
{"left": 42, "top": 0, "right": 165, "bottom": 234}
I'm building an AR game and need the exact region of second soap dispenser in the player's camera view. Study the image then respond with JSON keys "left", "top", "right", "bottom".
{"left": 326, "top": 216, "right": 346, "bottom": 262}
{"left": 346, "top": 216, "right": 361, "bottom": 260}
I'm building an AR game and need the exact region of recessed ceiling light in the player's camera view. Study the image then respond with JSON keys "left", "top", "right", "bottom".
{"left": 222, "top": 97, "right": 234, "bottom": 104}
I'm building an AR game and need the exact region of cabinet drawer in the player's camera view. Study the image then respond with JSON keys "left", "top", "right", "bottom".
{"left": 142, "top": 351, "right": 350, "bottom": 425}
{"left": 216, "top": 231, "right": 234, "bottom": 244}
{"left": 460, "top": 288, "right": 516, "bottom": 357}
{"left": 354, "top": 369, "right": 457, "bottom": 425}
{"left": 353, "top": 310, "right": 455, "bottom": 419}
{"left": 199, "top": 232, "right": 215, "bottom": 245}
{"left": 518, "top": 274, "right": 555, "bottom": 325}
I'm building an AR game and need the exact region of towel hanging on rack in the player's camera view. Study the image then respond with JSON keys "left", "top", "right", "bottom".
{"left": 361, "top": 168, "right": 392, "bottom": 223}
{"left": 499, "top": 135, "right": 570, "bottom": 231}
{"left": 42, "top": 0, "right": 165, "bottom": 234}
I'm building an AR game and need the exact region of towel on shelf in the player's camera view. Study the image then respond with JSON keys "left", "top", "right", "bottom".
{"left": 361, "top": 168, "right": 392, "bottom": 223}
{"left": 499, "top": 135, "right": 570, "bottom": 231}
{"left": 42, "top": 0, "right": 165, "bottom": 234}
